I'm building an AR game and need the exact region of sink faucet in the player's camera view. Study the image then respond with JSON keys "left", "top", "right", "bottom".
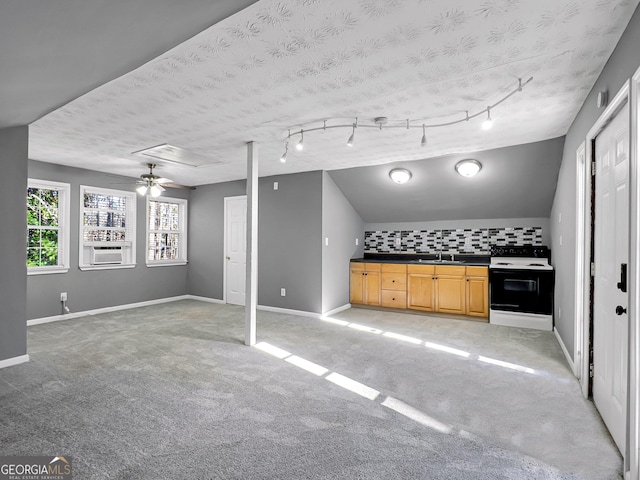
{"left": 437, "top": 251, "right": 442, "bottom": 261}
{"left": 451, "top": 253, "right": 455, "bottom": 261}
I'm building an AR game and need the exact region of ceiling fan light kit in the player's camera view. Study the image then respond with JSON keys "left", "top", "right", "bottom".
{"left": 281, "top": 77, "right": 531, "bottom": 160}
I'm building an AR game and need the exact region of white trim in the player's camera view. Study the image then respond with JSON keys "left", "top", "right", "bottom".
{"left": 223, "top": 194, "right": 247, "bottom": 306}
{"left": 145, "top": 196, "right": 188, "bottom": 265}
{"left": 27, "top": 295, "right": 191, "bottom": 326}
{"left": 27, "top": 178, "right": 71, "bottom": 273}
{"left": 321, "top": 304, "right": 352, "bottom": 317}
{"left": 184, "top": 295, "right": 225, "bottom": 304}
{"left": 146, "top": 262, "right": 188, "bottom": 267}
{"left": 554, "top": 327, "right": 577, "bottom": 376}
{"left": 78, "top": 264, "right": 136, "bottom": 271}
{"left": 27, "top": 267, "right": 70, "bottom": 275}
{"left": 574, "top": 141, "right": 586, "bottom": 382}
{"left": 580, "top": 81, "right": 631, "bottom": 398}
{"left": 628, "top": 65, "right": 640, "bottom": 480}
{"left": 257, "top": 304, "right": 321, "bottom": 319}
{"left": 0, "top": 354, "right": 29, "bottom": 370}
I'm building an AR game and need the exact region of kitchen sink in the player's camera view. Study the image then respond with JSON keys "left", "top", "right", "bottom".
{"left": 410, "top": 259, "right": 464, "bottom": 264}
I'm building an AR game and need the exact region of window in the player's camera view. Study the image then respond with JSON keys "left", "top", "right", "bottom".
{"left": 79, "top": 186, "right": 136, "bottom": 270}
{"left": 146, "top": 197, "right": 188, "bottom": 266}
{"left": 27, "top": 179, "right": 70, "bottom": 274}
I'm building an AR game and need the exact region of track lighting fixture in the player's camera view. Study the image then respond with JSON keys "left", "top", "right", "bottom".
{"left": 482, "top": 107, "right": 493, "bottom": 130}
{"left": 278, "top": 78, "right": 531, "bottom": 162}
{"left": 295, "top": 130, "right": 304, "bottom": 151}
{"left": 347, "top": 123, "right": 356, "bottom": 147}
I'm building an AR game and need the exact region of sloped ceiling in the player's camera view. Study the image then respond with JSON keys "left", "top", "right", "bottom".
{"left": 22, "top": 0, "right": 638, "bottom": 187}
{"left": 0, "top": 0, "right": 260, "bottom": 128}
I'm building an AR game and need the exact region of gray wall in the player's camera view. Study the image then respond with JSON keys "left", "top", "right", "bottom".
{"left": 27, "top": 160, "right": 190, "bottom": 319}
{"left": 0, "top": 126, "right": 28, "bottom": 361}
{"left": 550, "top": 5, "right": 640, "bottom": 360}
{"left": 188, "top": 171, "right": 324, "bottom": 314}
{"left": 365, "top": 218, "right": 551, "bottom": 247}
{"left": 258, "top": 171, "right": 323, "bottom": 312}
{"left": 187, "top": 180, "right": 246, "bottom": 299}
{"left": 321, "top": 172, "right": 364, "bottom": 313}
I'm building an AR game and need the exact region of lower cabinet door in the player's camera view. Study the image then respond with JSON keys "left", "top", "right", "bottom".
{"left": 381, "top": 290, "right": 407, "bottom": 308}
{"left": 407, "top": 274, "right": 435, "bottom": 311}
{"left": 436, "top": 275, "right": 466, "bottom": 314}
{"left": 466, "top": 276, "right": 488, "bottom": 318}
{"left": 364, "top": 271, "right": 381, "bottom": 306}
{"left": 350, "top": 270, "right": 364, "bottom": 304}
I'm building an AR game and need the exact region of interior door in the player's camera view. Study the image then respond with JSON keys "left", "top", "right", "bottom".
{"left": 225, "top": 195, "right": 247, "bottom": 306}
{"left": 593, "top": 101, "right": 629, "bottom": 454}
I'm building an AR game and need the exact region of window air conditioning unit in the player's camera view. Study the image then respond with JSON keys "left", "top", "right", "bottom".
{"left": 91, "top": 246, "right": 124, "bottom": 265}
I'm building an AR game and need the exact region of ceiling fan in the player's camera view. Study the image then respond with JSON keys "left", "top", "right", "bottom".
{"left": 136, "top": 163, "right": 195, "bottom": 196}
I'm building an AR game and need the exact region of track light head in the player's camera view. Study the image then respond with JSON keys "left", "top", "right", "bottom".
{"left": 295, "top": 131, "right": 304, "bottom": 151}
{"left": 482, "top": 107, "right": 493, "bottom": 130}
{"left": 421, "top": 124, "right": 427, "bottom": 147}
{"left": 280, "top": 143, "right": 288, "bottom": 163}
{"left": 347, "top": 124, "right": 355, "bottom": 147}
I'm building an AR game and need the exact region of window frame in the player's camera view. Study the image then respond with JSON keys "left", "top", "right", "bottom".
{"left": 145, "top": 196, "right": 188, "bottom": 267}
{"left": 79, "top": 185, "right": 137, "bottom": 271}
{"left": 27, "top": 179, "right": 71, "bottom": 275}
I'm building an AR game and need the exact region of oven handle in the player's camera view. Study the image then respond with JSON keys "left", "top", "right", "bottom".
{"left": 491, "top": 303, "right": 521, "bottom": 309}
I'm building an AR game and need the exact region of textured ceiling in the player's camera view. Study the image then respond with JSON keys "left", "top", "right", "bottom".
{"left": 28, "top": 0, "right": 639, "bottom": 186}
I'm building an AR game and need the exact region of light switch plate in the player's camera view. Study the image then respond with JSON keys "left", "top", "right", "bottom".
{"left": 273, "top": 181, "right": 278, "bottom": 190}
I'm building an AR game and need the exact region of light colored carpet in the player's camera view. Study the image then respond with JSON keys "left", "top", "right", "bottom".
{"left": 0, "top": 300, "right": 622, "bottom": 479}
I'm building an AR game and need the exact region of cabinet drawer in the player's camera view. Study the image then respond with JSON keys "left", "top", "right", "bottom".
{"left": 381, "top": 272, "right": 407, "bottom": 290}
{"left": 407, "top": 264, "right": 435, "bottom": 274}
{"left": 365, "top": 263, "right": 381, "bottom": 272}
{"left": 381, "top": 290, "right": 407, "bottom": 309}
{"left": 466, "top": 266, "right": 488, "bottom": 277}
{"left": 350, "top": 262, "right": 365, "bottom": 272}
{"left": 381, "top": 263, "right": 407, "bottom": 273}
{"left": 435, "top": 265, "right": 466, "bottom": 276}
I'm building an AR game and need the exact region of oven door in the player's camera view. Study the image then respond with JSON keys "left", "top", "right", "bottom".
{"left": 489, "top": 268, "right": 554, "bottom": 315}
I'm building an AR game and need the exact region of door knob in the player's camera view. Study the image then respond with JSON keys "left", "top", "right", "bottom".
{"left": 226, "top": 256, "right": 230, "bottom": 260}
{"left": 616, "top": 305, "right": 627, "bottom": 315}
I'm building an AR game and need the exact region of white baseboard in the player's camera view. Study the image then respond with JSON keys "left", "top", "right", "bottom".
{"left": 554, "top": 327, "right": 577, "bottom": 377}
{"left": 0, "top": 354, "right": 30, "bottom": 370}
{"left": 257, "top": 304, "right": 321, "bottom": 318}
{"left": 184, "top": 295, "right": 225, "bottom": 304}
{"left": 27, "top": 295, "right": 192, "bottom": 326}
{"left": 321, "top": 304, "right": 351, "bottom": 317}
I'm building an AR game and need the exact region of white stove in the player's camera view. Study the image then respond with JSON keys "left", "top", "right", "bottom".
{"left": 489, "top": 246, "right": 554, "bottom": 331}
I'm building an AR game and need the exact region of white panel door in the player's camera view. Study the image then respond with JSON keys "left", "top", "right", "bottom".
{"left": 593, "top": 102, "right": 629, "bottom": 454}
{"left": 225, "top": 196, "right": 247, "bottom": 306}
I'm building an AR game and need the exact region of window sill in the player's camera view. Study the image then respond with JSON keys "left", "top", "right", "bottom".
{"left": 146, "top": 261, "right": 188, "bottom": 267}
{"left": 79, "top": 264, "right": 136, "bottom": 271}
{"left": 27, "top": 267, "right": 70, "bottom": 276}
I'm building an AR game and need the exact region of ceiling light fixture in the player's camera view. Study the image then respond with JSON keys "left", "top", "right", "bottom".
{"left": 455, "top": 159, "right": 482, "bottom": 177}
{"left": 136, "top": 185, "right": 148, "bottom": 196}
{"left": 389, "top": 168, "right": 412, "bottom": 184}
{"left": 295, "top": 130, "right": 304, "bottom": 151}
{"left": 481, "top": 107, "right": 493, "bottom": 130}
{"left": 149, "top": 184, "right": 164, "bottom": 197}
{"left": 279, "top": 77, "right": 531, "bottom": 161}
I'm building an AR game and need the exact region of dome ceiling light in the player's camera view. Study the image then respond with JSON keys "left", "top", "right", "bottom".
{"left": 389, "top": 168, "right": 412, "bottom": 184}
{"left": 455, "top": 159, "right": 482, "bottom": 177}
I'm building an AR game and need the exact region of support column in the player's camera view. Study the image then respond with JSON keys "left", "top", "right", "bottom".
{"left": 245, "top": 141, "right": 258, "bottom": 346}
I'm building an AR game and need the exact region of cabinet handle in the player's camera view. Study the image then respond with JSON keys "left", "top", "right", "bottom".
{"left": 392, "top": 297, "right": 395, "bottom": 301}
{"left": 392, "top": 280, "right": 395, "bottom": 283}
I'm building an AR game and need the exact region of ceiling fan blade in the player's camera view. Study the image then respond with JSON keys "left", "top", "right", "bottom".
{"left": 162, "top": 182, "right": 197, "bottom": 191}
{"left": 155, "top": 184, "right": 166, "bottom": 192}
{"left": 155, "top": 177, "right": 174, "bottom": 184}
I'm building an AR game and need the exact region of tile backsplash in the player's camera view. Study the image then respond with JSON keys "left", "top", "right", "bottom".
{"left": 364, "top": 227, "right": 542, "bottom": 254}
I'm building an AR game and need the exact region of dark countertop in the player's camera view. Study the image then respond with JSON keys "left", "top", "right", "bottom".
{"left": 351, "top": 253, "right": 490, "bottom": 267}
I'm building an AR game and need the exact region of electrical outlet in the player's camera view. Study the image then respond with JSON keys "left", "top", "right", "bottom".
{"left": 325, "top": 237, "right": 329, "bottom": 246}
{"left": 60, "top": 292, "right": 67, "bottom": 302}
{"left": 280, "top": 288, "right": 286, "bottom": 297}
{"left": 395, "top": 237, "right": 401, "bottom": 246}
{"left": 355, "top": 238, "right": 359, "bottom": 246}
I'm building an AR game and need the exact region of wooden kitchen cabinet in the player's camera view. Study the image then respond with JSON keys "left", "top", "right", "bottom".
{"left": 407, "top": 264, "right": 435, "bottom": 311}
{"left": 465, "top": 266, "right": 489, "bottom": 318}
{"left": 380, "top": 263, "right": 407, "bottom": 308}
{"left": 350, "top": 262, "right": 381, "bottom": 306}
{"left": 434, "top": 266, "right": 466, "bottom": 315}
